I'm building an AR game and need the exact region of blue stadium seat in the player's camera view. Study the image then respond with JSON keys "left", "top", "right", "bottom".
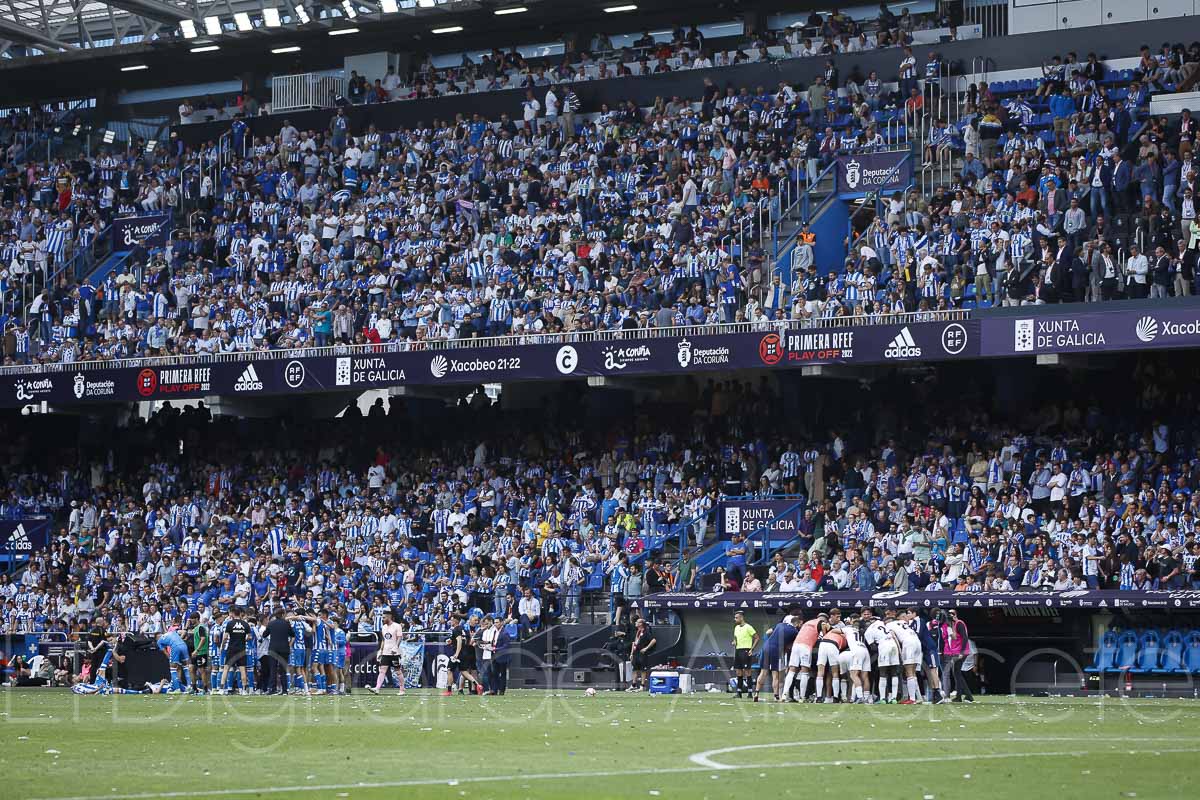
{"left": 1130, "top": 629, "right": 1161, "bottom": 673}
{"left": 1160, "top": 630, "right": 1185, "bottom": 672}
{"left": 1114, "top": 629, "right": 1139, "bottom": 671}
{"left": 585, "top": 568, "right": 605, "bottom": 591}
{"left": 1182, "top": 632, "right": 1200, "bottom": 674}
{"left": 1085, "top": 629, "right": 1118, "bottom": 673}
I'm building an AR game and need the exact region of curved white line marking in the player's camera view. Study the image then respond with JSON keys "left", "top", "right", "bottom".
{"left": 23, "top": 738, "right": 1200, "bottom": 800}
{"left": 689, "top": 736, "right": 1200, "bottom": 770}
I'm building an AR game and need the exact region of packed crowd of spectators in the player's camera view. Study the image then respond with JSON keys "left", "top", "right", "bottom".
{"left": 2, "top": 362, "right": 1200, "bottom": 644}
{"left": 1, "top": 16, "right": 1197, "bottom": 368}
{"left": 855, "top": 42, "right": 1200, "bottom": 307}
{"left": 371, "top": 7, "right": 959, "bottom": 105}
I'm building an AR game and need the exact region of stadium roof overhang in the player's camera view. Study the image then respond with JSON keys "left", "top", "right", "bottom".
{"left": 0, "top": 0, "right": 813, "bottom": 107}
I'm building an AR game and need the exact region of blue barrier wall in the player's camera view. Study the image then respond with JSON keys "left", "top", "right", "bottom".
{"left": 810, "top": 198, "right": 849, "bottom": 276}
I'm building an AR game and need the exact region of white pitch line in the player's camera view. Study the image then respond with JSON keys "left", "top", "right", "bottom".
{"left": 688, "top": 735, "right": 1200, "bottom": 769}
{"left": 25, "top": 739, "right": 1200, "bottom": 800}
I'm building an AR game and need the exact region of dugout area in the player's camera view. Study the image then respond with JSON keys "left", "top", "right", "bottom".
{"left": 634, "top": 605, "right": 1200, "bottom": 698}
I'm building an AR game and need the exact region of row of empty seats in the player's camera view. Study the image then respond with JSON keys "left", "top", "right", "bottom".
{"left": 1086, "top": 629, "right": 1200, "bottom": 675}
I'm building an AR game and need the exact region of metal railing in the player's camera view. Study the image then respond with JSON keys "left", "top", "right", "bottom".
{"left": 964, "top": 0, "right": 1008, "bottom": 38}
{"left": 0, "top": 309, "right": 972, "bottom": 376}
{"left": 885, "top": 115, "right": 908, "bottom": 150}
{"left": 771, "top": 159, "right": 837, "bottom": 268}
{"left": 271, "top": 72, "right": 347, "bottom": 114}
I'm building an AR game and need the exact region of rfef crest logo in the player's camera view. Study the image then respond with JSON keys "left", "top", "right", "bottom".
{"left": 758, "top": 333, "right": 782, "bottom": 365}
{"left": 136, "top": 369, "right": 158, "bottom": 397}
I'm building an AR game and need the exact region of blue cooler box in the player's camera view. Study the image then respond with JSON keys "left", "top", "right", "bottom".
{"left": 649, "top": 670, "right": 681, "bottom": 694}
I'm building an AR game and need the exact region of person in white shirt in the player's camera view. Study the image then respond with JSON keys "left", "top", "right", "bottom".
{"left": 1047, "top": 463, "right": 1068, "bottom": 507}
{"left": 381, "top": 67, "right": 401, "bottom": 100}
{"left": 368, "top": 609, "right": 406, "bottom": 695}
{"left": 544, "top": 87, "right": 559, "bottom": 119}
{"left": 517, "top": 587, "right": 541, "bottom": 639}
{"left": 480, "top": 614, "right": 497, "bottom": 682}
{"left": 522, "top": 90, "right": 541, "bottom": 123}
{"left": 367, "top": 464, "right": 385, "bottom": 492}
{"left": 178, "top": 100, "right": 194, "bottom": 125}
{"left": 1124, "top": 244, "right": 1149, "bottom": 298}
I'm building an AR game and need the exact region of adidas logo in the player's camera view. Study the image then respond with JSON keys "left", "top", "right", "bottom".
{"left": 6, "top": 524, "right": 32, "bottom": 551}
{"left": 884, "top": 326, "right": 922, "bottom": 359}
{"left": 233, "top": 364, "right": 264, "bottom": 392}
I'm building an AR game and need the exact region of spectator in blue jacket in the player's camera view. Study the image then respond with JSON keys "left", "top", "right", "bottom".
{"left": 1048, "top": 88, "right": 1076, "bottom": 150}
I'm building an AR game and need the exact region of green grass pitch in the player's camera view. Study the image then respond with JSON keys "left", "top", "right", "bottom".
{"left": 2, "top": 690, "right": 1197, "bottom": 800}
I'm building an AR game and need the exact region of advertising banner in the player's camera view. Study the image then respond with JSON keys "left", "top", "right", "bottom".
{"left": 636, "top": 589, "right": 1200, "bottom": 611}
{"left": 835, "top": 150, "right": 912, "bottom": 195}
{"left": 0, "top": 518, "right": 51, "bottom": 558}
{"left": 718, "top": 500, "right": 804, "bottom": 540}
{"left": 0, "top": 319, "right": 981, "bottom": 409}
{"left": 111, "top": 212, "right": 174, "bottom": 250}
{"left": 347, "top": 640, "right": 425, "bottom": 688}
{"left": 982, "top": 307, "right": 1200, "bottom": 357}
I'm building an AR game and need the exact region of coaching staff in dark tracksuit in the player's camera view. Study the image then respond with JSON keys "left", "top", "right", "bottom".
{"left": 264, "top": 609, "right": 292, "bottom": 695}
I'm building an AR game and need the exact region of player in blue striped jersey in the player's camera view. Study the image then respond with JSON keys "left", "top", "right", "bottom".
{"left": 313, "top": 608, "right": 335, "bottom": 693}
{"left": 287, "top": 614, "right": 312, "bottom": 693}
{"left": 606, "top": 552, "right": 631, "bottom": 626}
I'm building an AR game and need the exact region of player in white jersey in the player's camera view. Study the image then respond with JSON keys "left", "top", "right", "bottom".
{"left": 814, "top": 620, "right": 846, "bottom": 704}
{"left": 886, "top": 612, "right": 925, "bottom": 704}
{"left": 838, "top": 613, "right": 872, "bottom": 703}
{"left": 864, "top": 610, "right": 900, "bottom": 703}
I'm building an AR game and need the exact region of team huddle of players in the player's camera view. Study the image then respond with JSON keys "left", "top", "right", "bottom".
{"left": 167, "top": 606, "right": 351, "bottom": 695}
{"left": 79, "top": 606, "right": 354, "bottom": 695}
{"left": 733, "top": 607, "right": 972, "bottom": 704}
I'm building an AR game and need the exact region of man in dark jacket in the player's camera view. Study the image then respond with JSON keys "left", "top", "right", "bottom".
{"left": 1111, "top": 153, "right": 1133, "bottom": 215}
{"left": 264, "top": 609, "right": 292, "bottom": 695}
{"left": 489, "top": 616, "right": 513, "bottom": 695}
{"left": 1087, "top": 157, "right": 1113, "bottom": 220}
{"left": 1069, "top": 251, "right": 1090, "bottom": 302}
{"left": 1179, "top": 238, "right": 1198, "bottom": 296}
{"left": 1150, "top": 245, "right": 1173, "bottom": 299}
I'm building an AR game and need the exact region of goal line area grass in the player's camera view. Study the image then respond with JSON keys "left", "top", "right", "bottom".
{"left": 1, "top": 690, "right": 1197, "bottom": 800}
